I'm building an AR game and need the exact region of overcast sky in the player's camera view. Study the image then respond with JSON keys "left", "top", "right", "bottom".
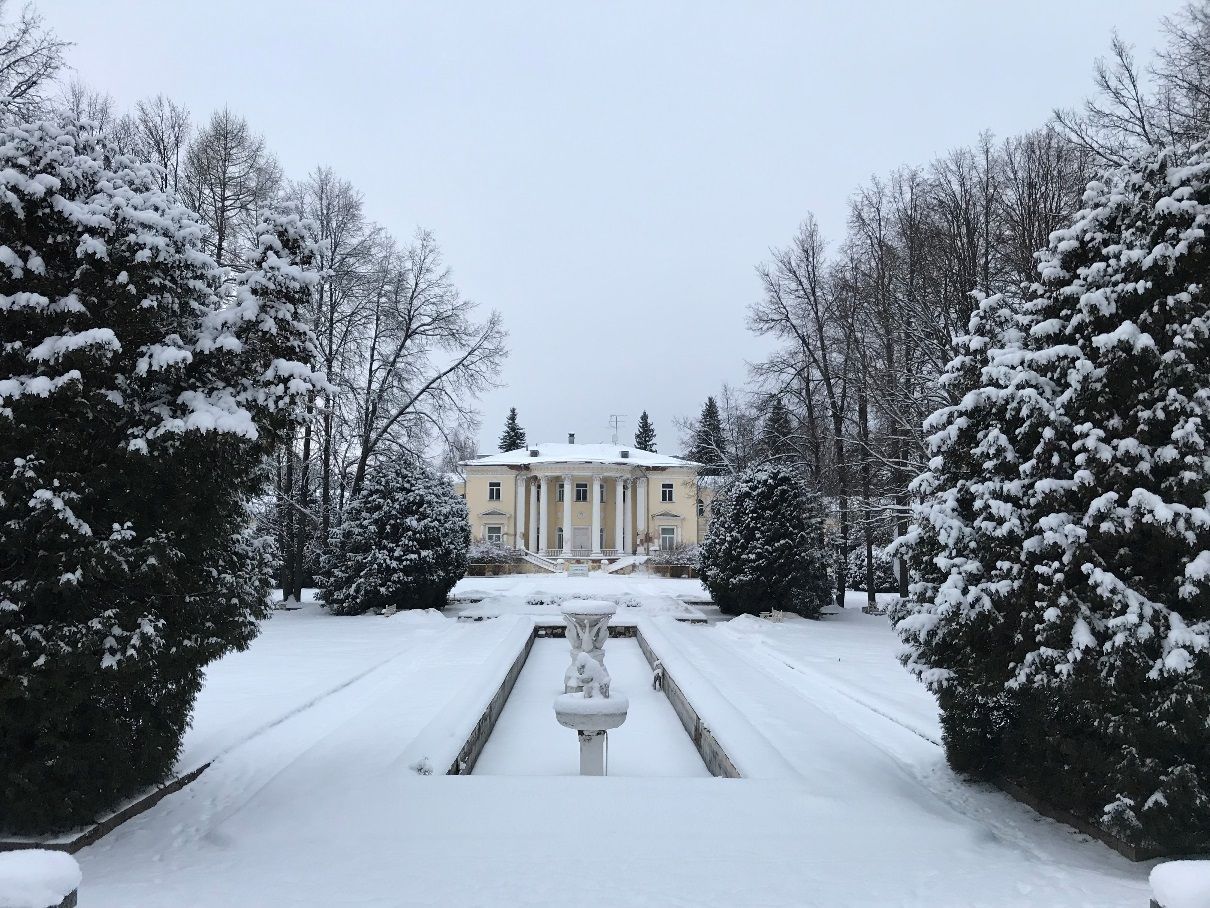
{"left": 42, "top": 0, "right": 1179, "bottom": 454}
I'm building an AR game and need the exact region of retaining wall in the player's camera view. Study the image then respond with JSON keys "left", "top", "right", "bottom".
{"left": 634, "top": 627, "right": 741, "bottom": 779}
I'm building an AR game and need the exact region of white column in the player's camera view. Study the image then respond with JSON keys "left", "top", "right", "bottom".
{"left": 623, "top": 479, "right": 632, "bottom": 554}
{"left": 590, "top": 474, "right": 602, "bottom": 555}
{"left": 637, "top": 475, "right": 648, "bottom": 548}
{"left": 614, "top": 476, "right": 625, "bottom": 552}
{"left": 528, "top": 478, "right": 539, "bottom": 552}
{"left": 562, "top": 473, "right": 573, "bottom": 555}
{"left": 539, "top": 476, "right": 551, "bottom": 553}
{"left": 514, "top": 475, "right": 527, "bottom": 549}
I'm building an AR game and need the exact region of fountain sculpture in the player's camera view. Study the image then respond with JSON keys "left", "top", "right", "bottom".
{"left": 553, "top": 599, "right": 628, "bottom": 775}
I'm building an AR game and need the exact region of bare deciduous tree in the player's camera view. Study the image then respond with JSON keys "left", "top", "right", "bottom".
{"left": 0, "top": 0, "right": 66, "bottom": 122}
{"left": 348, "top": 230, "right": 506, "bottom": 496}
{"left": 182, "top": 107, "right": 281, "bottom": 268}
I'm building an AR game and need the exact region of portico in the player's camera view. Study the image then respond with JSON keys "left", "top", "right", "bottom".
{"left": 458, "top": 439, "right": 704, "bottom": 563}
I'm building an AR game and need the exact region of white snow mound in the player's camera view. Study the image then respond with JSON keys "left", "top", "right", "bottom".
{"left": 721, "top": 614, "right": 771, "bottom": 635}
{"left": 1150, "top": 860, "right": 1210, "bottom": 908}
{"left": 0, "top": 849, "right": 81, "bottom": 908}
{"left": 388, "top": 608, "right": 448, "bottom": 625}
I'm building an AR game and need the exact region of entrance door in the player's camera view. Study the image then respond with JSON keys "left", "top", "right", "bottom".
{"left": 572, "top": 526, "right": 590, "bottom": 552}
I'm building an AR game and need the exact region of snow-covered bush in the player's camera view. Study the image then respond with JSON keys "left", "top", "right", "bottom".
{"left": 698, "top": 466, "right": 830, "bottom": 618}
{"left": 467, "top": 539, "right": 524, "bottom": 565}
{"left": 846, "top": 544, "right": 897, "bottom": 592}
{"left": 648, "top": 543, "right": 699, "bottom": 566}
{"left": 0, "top": 122, "right": 323, "bottom": 833}
{"left": 319, "top": 459, "right": 469, "bottom": 615}
{"left": 895, "top": 142, "right": 1210, "bottom": 854}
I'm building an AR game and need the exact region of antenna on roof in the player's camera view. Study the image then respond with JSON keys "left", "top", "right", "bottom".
{"left": 608, "top": 414, "right": 627, "bottom": 445}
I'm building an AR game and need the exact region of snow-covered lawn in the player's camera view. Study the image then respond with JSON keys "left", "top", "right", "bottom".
{"left": 179, "top": 595, "right": 451, "bottom": 772}
{"left": 450, "top": 571, "right": 711, "bottom": 623}
{"left": 70, "top": 576, "right": 1155, "bottom": 907}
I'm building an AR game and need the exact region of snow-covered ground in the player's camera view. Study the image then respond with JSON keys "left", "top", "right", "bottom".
{"left": 450, "top": 572, "right": 711, "bottom": 623}
{"left": 179, "top": 595, "right": 453, "bottom": 772}
{"left": 69, "top": 576, "right": 1154, "bottom": 907}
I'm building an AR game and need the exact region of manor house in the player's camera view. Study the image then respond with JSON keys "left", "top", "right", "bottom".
{"left": 459, "top": 435, "right": 711, "bottom": 560}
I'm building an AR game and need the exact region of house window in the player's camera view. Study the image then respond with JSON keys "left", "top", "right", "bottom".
{"left": 486, "top": 525, "right": 503, "bottom": 543}
{"left": 660, "top": 526, "right": 677, "bottom": 549}
{"left": 697, "top": 498, "right": 705, "bottom": 517}
{"left": 556, "top": 526, "right": 564, "bottom": 549}
{"left": 557, "top": 483, "right": 565, "bottom": 502}
{"left": 488, "top": 481, "right": 501, "bottom": 501}
{"left": 600, "top": 483, "right": 606, "bottom": 503}
{"left": 600, "top": 527, "right": 606, "bottom": 549}
{"left": 575, "top": 482, "right": 589, "bottom": 502}
{"left": 661, "top": 482, "right": 674, "bottom": 502}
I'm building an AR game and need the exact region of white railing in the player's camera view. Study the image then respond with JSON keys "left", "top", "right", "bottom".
{"left": 539, "top": 548, "right": 623, "bottom": 558}
{"left": 521, "top": 551, "right": 559, "bottom": 572}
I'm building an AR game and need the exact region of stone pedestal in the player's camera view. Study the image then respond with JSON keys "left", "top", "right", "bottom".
{"left": 578, "top": 730, "right": 606, "bottom": 775}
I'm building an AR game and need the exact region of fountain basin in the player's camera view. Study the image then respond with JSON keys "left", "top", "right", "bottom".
{"left": 559, "top": 599, "right": 617, "bottom": 618}
{"left": 553, "top": 692, "right": 630, "bottom": 732}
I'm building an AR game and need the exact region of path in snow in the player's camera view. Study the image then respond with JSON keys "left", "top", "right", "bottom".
{"left": 473, "top": 639, "right": 709, "bottom": 777}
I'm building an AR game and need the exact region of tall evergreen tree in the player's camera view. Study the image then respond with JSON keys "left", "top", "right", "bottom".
{"left": 319, "top": 459, "right": 469, "bottom": 615}
{"left": 1012, "top": 145, "right": 1210, "bottom": 853}
{"left": 0, "top": 122, "right": 322, "bottom": 833}
{"left": 896, "top": 143, "right": 1210, "bottom": 854}
{"left": 698, "top": 465, "right": 830, "bottom": 618}
{"left": 634, "top": 410, "right": 657, "bottom": 452}
{"left": 498, "top": 406, "right": 526, "bottom": 452}
{"left": 891, "top": 291, "right": 1045, "bottom": 776}
{"left": 760, "top": 397, "right": 795, "bottom": 463}
{"left": 688, "top": 396, "right": 727, "bottom": 475}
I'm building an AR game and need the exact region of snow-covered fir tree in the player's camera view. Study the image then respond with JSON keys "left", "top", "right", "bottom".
{"left": 0, "top": 121, "right": 323, "bottom": 833}
{"left": 319, "top": 458, "right": 469, "bottom": 615}
{"left": 896, "top": 142, "right": 1210, "bottom": 853}
{"left": 688, "top": 396, "right": 727, "bottom": 475}
{"left": 760, "top": 397, "right": 795, "bottom": 464}
{"left": 498, "top": 406, "right": 526, "bottom": 452}
{"left": 698, "top": 465, "right": 830, "bottom": 617}
{"left": 634, "top": 410, "right": 657, "bottom": 452}
{"left": 891, "top": 291, "right": 1049, "bottom": 775}
{"left": 1015, "top": 144, "right": 1210, "bottom": 852}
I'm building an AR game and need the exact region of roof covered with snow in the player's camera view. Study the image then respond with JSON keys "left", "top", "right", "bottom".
{"left": 463, "top": 442, "right": 698, "bottom": 469}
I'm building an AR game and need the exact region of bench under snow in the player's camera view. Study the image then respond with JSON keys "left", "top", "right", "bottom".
{"left": 0, "top": 850, "right": 80, "bottom": 908}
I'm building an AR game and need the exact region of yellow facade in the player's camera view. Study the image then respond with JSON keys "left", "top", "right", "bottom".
{"left": 457, "top": 442, "right": 710, "bottom": 559}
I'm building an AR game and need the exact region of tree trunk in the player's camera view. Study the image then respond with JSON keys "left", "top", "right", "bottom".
{"left": 292, "top": 416, "right": 313, "bottom": 602}
{"left": 321, "top": 404, "right": 333, "bottom": 540}
{"left": 858, "top": 386, "right": 875, "bottom": 610}
{"left": 281, "top": 428, "right": 296, "bottom": 603}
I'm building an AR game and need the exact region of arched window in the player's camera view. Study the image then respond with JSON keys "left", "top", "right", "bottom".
{"left": 697, "top": 498, "right": 705, "bottom": 517}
